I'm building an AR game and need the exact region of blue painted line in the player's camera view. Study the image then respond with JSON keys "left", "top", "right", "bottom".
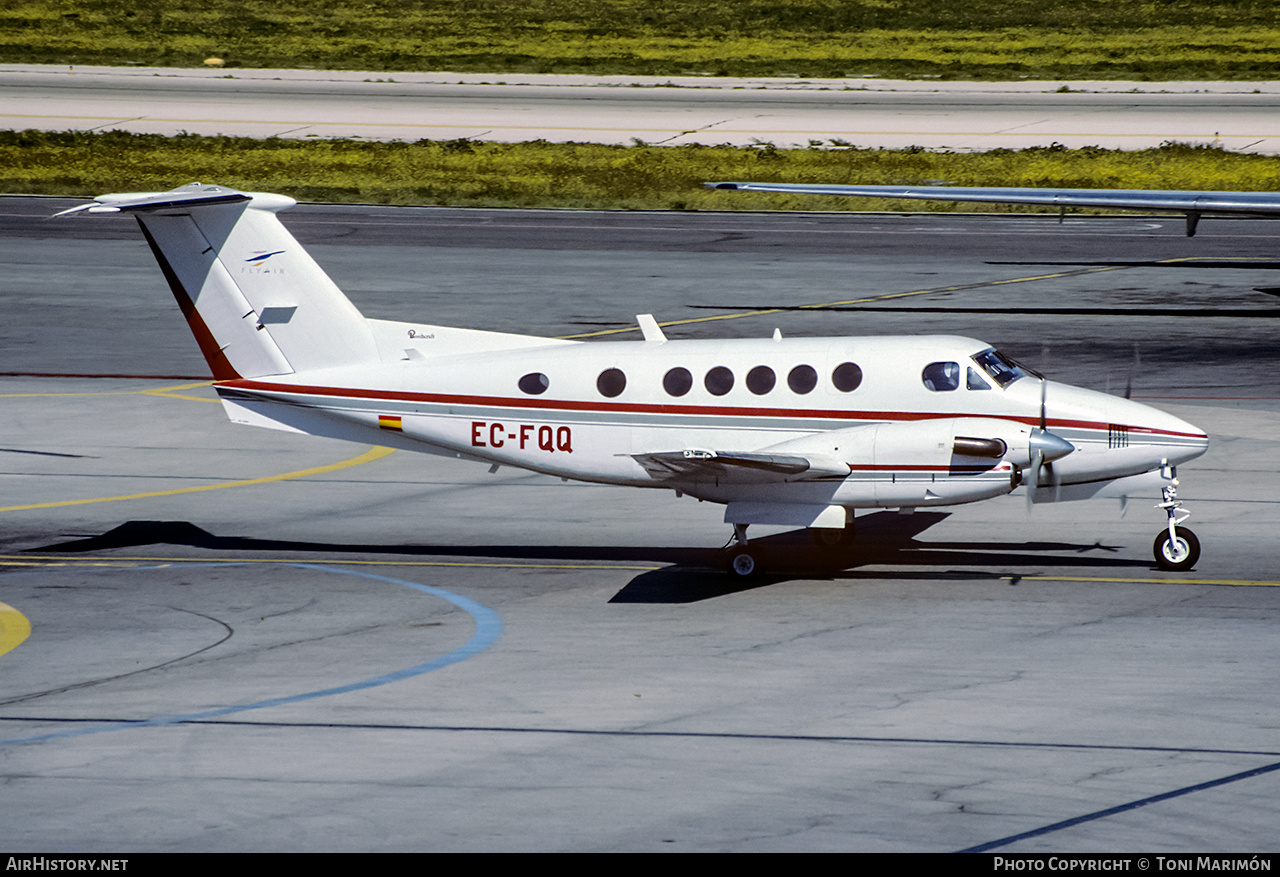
{"left": 0, "top": 563, "right": 501, "bottom": 747}
{"left": 960, "top": 758, "right": 1280, "bottom": 852}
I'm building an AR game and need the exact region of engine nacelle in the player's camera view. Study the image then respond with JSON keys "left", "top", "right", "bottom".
{"left": 763, "top": 417, "right": 1071, "bottom": 507}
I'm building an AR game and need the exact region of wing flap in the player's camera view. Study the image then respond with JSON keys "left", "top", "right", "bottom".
{"left": 632, "top": 449, "right": 850, "bottom": 483}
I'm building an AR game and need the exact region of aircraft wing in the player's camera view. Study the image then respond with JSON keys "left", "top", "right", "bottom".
{"left": 706, "top": 182, "right": 1280, "bottom": 236}
{"left": 632, "top": 449, "right": 851, "bottom": 483}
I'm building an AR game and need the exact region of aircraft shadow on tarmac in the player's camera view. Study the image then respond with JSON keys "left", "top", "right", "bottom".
{"left": 33, "top": 512, "right": 1153, "bottom": 604}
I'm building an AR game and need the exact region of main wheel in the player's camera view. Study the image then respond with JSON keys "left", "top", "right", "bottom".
{"left": 727, "top": 549, "right": 761, "bottom": 578}
{"left": 1154, "top": 527, "right": 1200, "bottom": 571}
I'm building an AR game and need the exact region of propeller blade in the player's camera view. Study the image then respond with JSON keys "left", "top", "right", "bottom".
{"left": 1025, "top": 429, "right": 1073, "bottom": 510}
{"left": 1026, "top": 448, "right": 1042, "bottom": 513}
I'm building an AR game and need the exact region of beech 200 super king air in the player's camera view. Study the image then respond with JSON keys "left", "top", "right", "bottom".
{"left": 59, "top": 183, "right": 1209, "bottom": 575}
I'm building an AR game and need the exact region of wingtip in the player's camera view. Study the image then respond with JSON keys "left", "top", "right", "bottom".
{"left": 51, "top": 202, "right": 100, "bottom": 218}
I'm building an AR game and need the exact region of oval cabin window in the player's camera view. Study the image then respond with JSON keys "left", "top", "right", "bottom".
{"left": 831, "top": 362, "right": 863, "bottom": 393}
{"left": 704, "top": 366, "right": 734, "bottom": 396}
{"left": 665, "top": 366, "right": 696, "bottom": 396}
{"left": 746, "top": 365, "right": 776, "bottom": 395}
{"left": 518, "top": 372, "right": 549, "bottom": 395}
{"left": 663, "top": 367, "right": 692, "bottom": 397}
{"left": 922, "top": 361, "right": 960, "bottom": 392}
{"left": 788, "top": 364, "right": 817, "bottom": 394}
{"left": 597, "top": 368, "right": 626, "bottom": 398}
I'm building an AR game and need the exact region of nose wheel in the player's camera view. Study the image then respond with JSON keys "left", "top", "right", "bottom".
{"left": 1153, "top": 475, "right": 1199, "bottom": 571}
{"left": 1154, "top": 527, "right": 1200, "bottom": 571}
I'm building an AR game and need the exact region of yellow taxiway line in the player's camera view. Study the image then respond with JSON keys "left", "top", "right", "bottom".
{"left": 0, "top": 555, "right": 1273, "bottom": 585}
{"left": 0, "top": 601, "right": 32, "bottom": 659}
{"left": 0, "top": 446, "right": 396, "bottom": 513}
{"left": 561, "top": 266, "right": 1125, "bottom": 339}
{"left": 0, "top": 380, "right": 215, "bottom": 400}
{"left": 0, "top": 554, "right": 661, "bottom": 572}
{"left": 1003, "top": 575, "right": 1280, "bottom": 588}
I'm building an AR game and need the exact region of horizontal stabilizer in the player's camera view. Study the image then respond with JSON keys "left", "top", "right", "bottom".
{"left": 54, "top": 183, "right": 259, "bottom": 217}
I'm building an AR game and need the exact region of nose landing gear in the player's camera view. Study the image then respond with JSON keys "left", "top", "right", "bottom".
{"left": 1153, "top": 466, "right": 1199, "bottom": 571}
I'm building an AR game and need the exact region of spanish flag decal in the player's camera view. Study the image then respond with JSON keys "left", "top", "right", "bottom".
{"left": 378, "top": 415, "right": 403, "bottom": 431}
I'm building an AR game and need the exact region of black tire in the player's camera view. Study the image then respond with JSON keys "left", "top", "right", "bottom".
{"left": 727, "top": 549, "right": 761, "bottom": 578}
{"left": 1154, "top": 527, "right": 1200, "bottom": 571}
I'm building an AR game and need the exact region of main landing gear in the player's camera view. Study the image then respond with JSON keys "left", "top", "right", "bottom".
{"left": 1153, "top": 471, "right": 1199, "bottom": 571}
{"left": 722, "top": 520, "right": 856, "bottom": 577}
{"left": 725, "top": 524, "right": 762, "bottom": 578}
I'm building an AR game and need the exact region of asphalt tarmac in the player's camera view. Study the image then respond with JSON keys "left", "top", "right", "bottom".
{"left": 2, "top": 197, "right": 1279, "bottom": 851}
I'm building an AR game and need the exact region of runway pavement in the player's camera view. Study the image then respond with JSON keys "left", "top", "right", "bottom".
{"left": 1, "top": 198, "right": 1279, "bottom": 851}
{"left": 5, "top": 64, "right": 1280, "bottom": 151}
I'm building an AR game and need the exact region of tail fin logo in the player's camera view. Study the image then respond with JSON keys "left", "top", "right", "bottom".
{"left": 243, "top": 250, "right": 287, "bottom": 274}
{"left": 246, "top": 250, "right": 285, "bottom": 265}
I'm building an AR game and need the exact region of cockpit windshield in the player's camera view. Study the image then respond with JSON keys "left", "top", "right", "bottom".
{"left": 971, "top": 348, "right": 1034, "bottom": 388}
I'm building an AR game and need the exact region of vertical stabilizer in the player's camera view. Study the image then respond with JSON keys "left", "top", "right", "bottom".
{"left": 59, "top": 183, "right": 378, "bottom": 379}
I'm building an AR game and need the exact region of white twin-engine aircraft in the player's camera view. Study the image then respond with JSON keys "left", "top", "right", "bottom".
{"left": 59, "top": 183, "right": 1209, "bottom": 576}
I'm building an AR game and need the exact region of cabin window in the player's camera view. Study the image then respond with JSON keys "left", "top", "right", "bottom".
{"left": 831, "top": 362, "right": 863, "bottom": 393}
{"left": 597, "top": 368, "right": 626, "bottom": 398}
{"left": 663, "top": 367, "right": 692, "bottom": 397}
{"left": 746, "top": 365, "right": 776, "bottom": 395}
{"left": 788, "top": 364, "right": 817, "bottom": 394}
{"left": 705, "top": 366, "right": 734, "bottom": 396}
{"left": 518, "top": 372, "right": 549, "bottom": 395}
{"left": 922, "top": 361, "right": 960, "bottom": 392}
{"left": 967, "top": 367, "right": 991, "bottom": 390}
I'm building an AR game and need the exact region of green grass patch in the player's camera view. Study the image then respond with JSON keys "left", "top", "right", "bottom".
{"left": 5, "top": 0, "right": 1280, "bottom": 80}
{"left": 5, "top": 130, "right": 1279, "bottom": 213}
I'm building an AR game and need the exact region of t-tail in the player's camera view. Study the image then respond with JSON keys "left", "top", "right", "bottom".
{"left": 57, "top": 182, "right": 378, "bottom": 379}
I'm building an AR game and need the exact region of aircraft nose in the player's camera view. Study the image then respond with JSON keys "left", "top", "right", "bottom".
{"left": 1167, "top": 414, "right": 1210, "bottom": 463}
{"left": 1048, "top": 383, "right": 1209, "bottom": 466}
{"left": 1126, "top": 400, "right": 1209, "bottom": 465}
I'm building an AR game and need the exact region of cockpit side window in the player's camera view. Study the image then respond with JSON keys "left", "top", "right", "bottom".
{"left": 972, "top": 348, "right": 1031, "bottom": 388}
{"left": 922, "top": 361, "right": 960, "bottom": 392}
{"left": 967, "top": 367, "right": 991, "bottom": 390}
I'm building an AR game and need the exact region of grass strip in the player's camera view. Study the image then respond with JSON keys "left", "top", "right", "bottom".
{"left": 6, "top": 130, "right": 1280, "bottom": 213}
{"left": 5, "top": 1, "right": 1280, "bottom": 81}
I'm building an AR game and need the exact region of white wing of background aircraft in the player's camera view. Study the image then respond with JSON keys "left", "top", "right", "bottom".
{"left": 59, "top": 183, "right": 1209, "bottom": 575}
{"left": 708, "top": 182, "right": 1280, "bottom": 236}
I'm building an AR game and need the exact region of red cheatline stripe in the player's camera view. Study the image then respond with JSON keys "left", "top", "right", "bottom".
{"left": 220, "top": 379, "right": 1208, "bottom": 441}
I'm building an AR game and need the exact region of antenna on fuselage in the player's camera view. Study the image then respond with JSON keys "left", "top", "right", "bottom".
{"left": 637, "top": 314, "right": 667, "bottom": 342}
